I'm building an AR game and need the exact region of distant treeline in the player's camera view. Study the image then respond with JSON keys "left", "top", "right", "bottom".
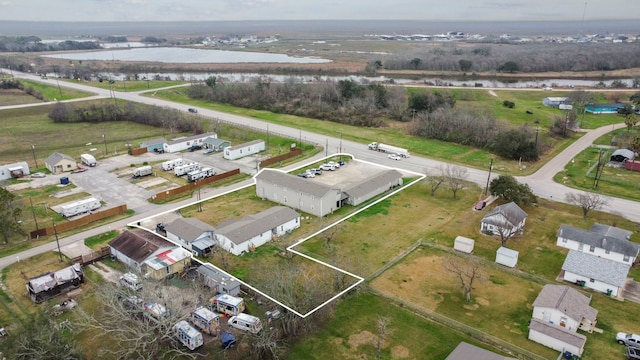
{"left": 0, "top": 36, "right": 101, "bottom": 52}
{"left": 1, "top": 79, "right": 45, "bottom": 100}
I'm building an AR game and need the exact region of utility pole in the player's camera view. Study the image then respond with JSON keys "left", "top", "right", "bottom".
{"left": 484, "top": 158, "right": 494, "bottom": 196}
{"left": 535, "top": 126, "right": 540, "bottom": 147}
{"left": 53, "top": 221, "right": 62, "bottom": 262}
{"left": 102, "top": 133, "right": 107, "bottom": 155}
{"left": 593, "top": 150, "right": 604, "bottom": 188}
{"left": 30, "top": 197, "right": 38, "bottom": 230}
{"left": 31, "top": 144, "right": 38, "bottom": 168}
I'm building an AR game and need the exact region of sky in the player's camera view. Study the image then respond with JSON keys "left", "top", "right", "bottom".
{"left": 0, "top": 0, "right": 639, "bottom": 22}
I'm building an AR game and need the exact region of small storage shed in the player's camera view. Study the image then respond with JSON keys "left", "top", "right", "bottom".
{"left": 453, "top": 236, "right": 475, "bottom": 254}
{"left": 223, "top": 139, "right": 265, "bottom": 160}
{"left": 496, "top": 246, "right": 519, "bottom": 268}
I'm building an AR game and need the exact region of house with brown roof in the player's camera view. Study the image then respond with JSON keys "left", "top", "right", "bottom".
{"left": 108, "top": 229, "right": 191, "bottom": 279}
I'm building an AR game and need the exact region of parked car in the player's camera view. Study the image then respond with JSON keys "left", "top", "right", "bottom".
{"left": 188, "top": 145, "right": 202, "bottom": 152}
{"left": 327, "top": 161, "right": 341, "bottom": 168}
{"left": 319, "top": 163, "right": 336, "bottom": 171}
{"left": 203, "top": 148, "right": 215, "bottom": 154}
{"left": 188, "top": 108, "right": 198, "bottom": 113}
{"left": 31, "top": 172, "right": 45, "bottom": 178}
{"left": 617, "top": 333, "right": 640, "bottom": 347}
{"left": 308, "top": 168, "right": 322, "bottom": 175}
{"left": 388, "top": 154, "right": 400, "bottom": 161}
{"left": 628, "top": 347, "right": 640, "bottom": 360}
{"left": 474, "top": 201, "right": 487, "bottom": 210}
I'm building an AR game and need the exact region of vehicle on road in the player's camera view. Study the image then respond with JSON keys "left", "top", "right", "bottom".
{"left": 368, "top": 142, "right": 409, "bottom": 158}
{"left": 188, "top": 108, "right": 198, "bottom": 113}
{"left": 388, "top": 154, "right": 400, "bottom": 161}
{"left": 618, "top": 333, "right": 640, "bottom": 347}
{"left": 474, "top": 201, "right": 487, "bottom": 210}
{"left": 31, "top": 172, "right": 45, "bottom": 178}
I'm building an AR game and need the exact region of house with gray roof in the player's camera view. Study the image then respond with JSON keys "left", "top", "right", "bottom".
{"left": 165, "top": 217, "right": 216, "bottom": 257}
{"left": 445, "top": 342, "right": 515, "bottom": 360}
{"left": 162, "top": 132, "right": 217, "bottom": 153}
{"left": 343, "top": 169, "right": 403, "bottom": 206}
{"left": 223, "top": 139, "right": 265, "bottom": 160}
{"left": 203, "top": 137, "right": 230, "bottom": 152}
{"left": 529, "top": 318, "right": 587, "bottom": 356}
{"left": 45, "top": 152, "right": 77, "bottom": 174}
{"left": 255, "top": 169, "right": 343, "bottom": 217}
{"left": 557, "top": 224, "right": 638, "bottom": 265}
{"left": 532, "top": 285, "right": 598, "bottom": 333}
{"left": 215, "top": 206, "right": 300, "bottom": 255}
{"left": 480, "top": 202, "right": 528, "bottom": 237}
{"left": 196, "top": 264, "right": 241, "bottom": 296}
{"left": 562, "top": 250, "right": 630, "bottom": 297}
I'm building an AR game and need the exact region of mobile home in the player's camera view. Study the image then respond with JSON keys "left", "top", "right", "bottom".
{"left": 223, "top": 139, "right": 265, "bottom": 160}
{"left": 174, "top": 162, "right": 200, "bottom": 177}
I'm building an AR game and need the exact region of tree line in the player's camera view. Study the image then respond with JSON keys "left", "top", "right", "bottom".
{"left": 0, "top": 36, "right": 101, "bottom": 52}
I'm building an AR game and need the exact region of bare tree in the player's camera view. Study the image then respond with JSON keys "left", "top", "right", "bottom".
{"left": 443, "top": 256, "right": 485, "bottom": 303}
{"left": 443, "top": 164, "right": 468, "bottom": 199}
{"left": 490, "top": 210, "right": 523, "bottom": 246}
{"left": 423, "top": 167, "right": 444, "bottom": 196}
{"left": 322, "top": 222, "right": 341, "bottom": 249}
{"left": 566, "top": 192, "right": 609, "bottom": 219}
{"left": 375, "top": 317, "right": 394, "bottom": 360}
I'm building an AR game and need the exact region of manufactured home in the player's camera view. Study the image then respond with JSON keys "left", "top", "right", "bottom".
{"left": 223, "top": 139, "right": 265, "bottom": 160}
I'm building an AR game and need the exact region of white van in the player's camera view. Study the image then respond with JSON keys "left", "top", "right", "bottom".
{"left": 119, "top": 272, "right": 142, "bottom": 291}
{"left": 228, "top": 313, "right": 262, "bottom": 334}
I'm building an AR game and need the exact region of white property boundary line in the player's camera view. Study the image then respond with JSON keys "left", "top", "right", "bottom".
{"left": 128, "top": 153, "right": 425, "bottom": 318}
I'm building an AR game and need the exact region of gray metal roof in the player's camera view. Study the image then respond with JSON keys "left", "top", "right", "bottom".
{"left": 216, "top": 206, "right": 299, "bottom": 245}
{"left": 590, "top": 223, "right": 633, "bottom": 241}
{"left": 203, "top": 137, "right": 229, "bottom": 146}
{"left": 610, "top": 148, "right": 635, "bottom": 160}
{"left": 445, "top": 342, "right": 516, "bottom": 360}
{"left": 529, "top": 318, "right": 587, "bottom": 349}
{"left": 256, "top": 169, "right": 336, "bottom": 198}
{"left": 140, "top": 137, "right": 166, "bottom": 147}
{"left": 165, "top": 217, "right": 215, "bottom": 242}
{"left": 557, "top": 224, "right": 639, "bottom": 257}
{"left": 482, "top": 202, "right": 528, "bottom": 227}
{"left": 225, "top": 139, "right": 264, "bottom": 151}
{"left": 562, "top": 250, "right": 630, "bottom": 287}
{"left": 44, "top": 152, "right": 75, "bottom": 166}
{"left": 533, "top": 285, "right": 598, "bottom": 323}
{"left": 196, "top": 264, "right": 238, "bottom": 285}
{"left": 343, "top": 169, "right": 403, "bottom": 198}
{"left": 166, "top": 132, "right": 217, "bottom": 145}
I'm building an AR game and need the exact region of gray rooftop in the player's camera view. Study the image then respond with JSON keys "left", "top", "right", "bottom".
{"left": 165, "top": 217, "right": 215, "bottom": 243}
{"left": 557, "top": 224, "right": 638, "bottom": 257}
{"left": 533, "top": 285, "right": 598, "bottom": 322}
{"left": 140, "top": 137, "right": 166, "bottom": 146}
{"left": 562, "top": 250, "right": 630, "bottom": 287}
{"left": 167, "top": 132, "right": 217, "bottom": 145}
{"left": 445, "top": 342, "right": 516, "bottom": 360}
{"left": 215, "top": 206, "right": 299, "bottom": 245}
{"left": 343, "top": 169, "right": 403, "bottom": 198}
{"left": 203, "top": 137, "right": 229, "bottom": 146}
{"left": 529, "top": 318, "right": 587, "bottom": 349}
{"left": 44, "top": 152, "right": 75, "bottom": 166}
{"left": 256, "top": 169, "right": 337, "bottom": 198}
{"left": 482, "top": 202, "right": 528, "bottom": 227}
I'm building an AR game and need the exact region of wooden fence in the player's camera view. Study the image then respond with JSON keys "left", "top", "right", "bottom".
{"left": 259, "top": 147, "right": 302, "bottom": 168}
{"left": 130, "top": 147, "right": 148, "bottom": 155}
{"left": 30, "top": 204, "right": 128, "bottom": 239}
{"left": 150, "top": 168, "right": 241, "bottom": 202}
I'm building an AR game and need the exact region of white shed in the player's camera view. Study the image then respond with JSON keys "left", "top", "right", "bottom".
{"left": 495, "top": 246, "right": 518, "bottom": 268}
{"left": 453, "top": 236, "right": 475, "bottom": 254}
{"left": 223, "top": 139, "right": 265, "bottom": 160}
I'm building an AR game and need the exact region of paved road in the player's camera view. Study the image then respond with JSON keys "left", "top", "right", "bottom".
{"left": 1, "top": 69, "right": 637, "bottom": 270}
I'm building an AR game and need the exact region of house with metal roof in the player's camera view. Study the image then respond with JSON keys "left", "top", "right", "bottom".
{"left": 162, "top": 132, "right": 217, "bottom": 153}
{"left": 561, "top": 250, "right": 630, "bottom": 297}
{"left": 557, "top": 224, "right": 638, "bottom": 265}
{"left": 196, "top": 264, "right": 241, "bottom": 296}
{"left": 255, "top": 169, "right": 343, "bottom": 217}
{"left": 343, "top": 169, "right": 403, "bottom": 206}
{"left": 215, "top": 206, "right": 300, "bottom": 255}
{"left": 480, "top": 202, "right": 528, "bottom": 237}
{"left": 165, "top": 218, "right": 216, "bottom": 257}
{"left": 203, "top": 137, "right": 230, "bottom": 152}
{"left": 45, "top": 152, "right": 77, "bottom": 174}
{"left": 529, "top": 318, "right": 587, "bottom": 356}
{"left": 141, "top": 246, "right": 191, "bottom": 280}
{"left": 223, "top": 139, "right": 265, "bottom": 160}
{"left": 532, "top": 285, "right": 598, "bottom": 333}
{"left": 542, "top": 97, "right": 569, "bottom": 108}
{"left": 445, "top": 342, "right": 515, "bottom": 360}
{"left": 0, "top": 161, "right": 30, "bottom": 180}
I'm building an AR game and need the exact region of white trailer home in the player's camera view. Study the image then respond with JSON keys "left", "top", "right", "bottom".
{"left": 60, "top": 197, "right": 101, "bottom": 218}
{"left": 174, "top": 162, "right": 200, "bottom": 176}
{"left": 188, "top": 167, "right": 215, "bottom": 182}
{"left": 132, "top": 165, "right": 153, "bottom": 178}
{"left": 80, "top": 153, "right": 97, "bottom": 167}
{"left": 223, "top": 139, "right": 265, "bottom": 160}
{"left": 161, "top": 158, "right": 184, "bottom": 171}
{"left": 173, "top": 320, "right": 204, "bottom": 350}
{"left": 162, "top": 132, "right": 218, "bottom": 153}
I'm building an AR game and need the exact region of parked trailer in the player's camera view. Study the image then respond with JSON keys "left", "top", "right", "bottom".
{"left": 80, "top": 153, "right": 97, "bottom": 167}
{"left": 161, "top": 158, "right": 185, "bottom": 171}
{"left": 60, "top": 197, "right": 101, "bottom": 218}
{"left": 173, "top": 320, "right": 204, "bottom": 350}
{"left": 208, "top": 293, "right": 245, "bottom": 316}
{"left": 188, "top": 167, "right": 215, "bottom": 182}
{"left": 132, "top": 165, "right": 153, "bottom": 178}
{"left": 26, "top": 263, "right": 84, "bottom": 303}
{"left": 174, "top": 162, "right": 200, "bottom": 177}
{"left": 189, "top": 306, "right": 221, "bottom": 335}
{"left": 367, "top": 142, "right": 409, "bottom": 158}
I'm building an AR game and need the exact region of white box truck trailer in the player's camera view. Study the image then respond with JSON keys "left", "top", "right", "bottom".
{"left": 132, "top": 165, "right": 153, "bottom": 178}
{"left": 60, "top": 197, "right": 101, "bottom": 218}
{"left": 173, "top": 320, "right": 204, "bottom": 350}
{"left": 80, "top": 153, "right": 97, "bottom": 167}
{"left": 189, "top": 306, "right": 220, "bottom": 335}
{"left": 368, "top": 142, "right": 409, "bottom": 158}
{"left": 161, "top": 159, "right": 184, "bottom": 171}
{"left": 174, "top": 162, "right": 200, "bottom": 176}
{"left": 208, "top": 294, "right": 245, "bottom": 316}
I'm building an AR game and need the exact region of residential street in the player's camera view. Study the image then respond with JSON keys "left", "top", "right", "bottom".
{"left": 1, "top": 69, "right": 637, "bottom": 271}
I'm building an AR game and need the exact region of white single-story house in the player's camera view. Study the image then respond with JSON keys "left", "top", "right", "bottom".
{"left": 215, "top": 206, "right": 300, "bottom": 255}
{"left": 45, "top": 152, "right": 77, "bottom": 174}
{"left": 453, "top": 236, "right": 475, "bottom": 254}
{"left": 542, "top": 97, "right": 569, "bottom": 108}
{"left": 342, "top": 169, "right": 403, "bottom": 206}
{"left": 165, "top": 217, "right": 216, "bottom": 257}
{"left": 481, "top": 202, "right": 528, "bottom": 237}
{"left": 495, "top": 247, "right": 519, "bottom": 268}
{"left": 445, "top": 342, "right": 516, "bottom": 360}
{"left": 223, "top": 139, "right": 265, "bottom": 160}
{"left": 529, "top": 318, "right": 586, "bottom": 356}
{"left": 140, "top": 137, "right": 166, "bottom": 152}
{"left": 532, "top": 284, "right": 598, "bottom": 333}
{"left": 255, "top": 169, "right": 343, "bottom": 217}
{"left": 203, "top": 137, "right": 230, "bottom": 152}
{"left": 196, "top": 264, "right": 241, "bottom": 296}
{"left": 561, "top": 250, "right": 630, "bottom": 297}
{"left": 557, "top": 224, "right": 638, "bottom": 265}
{"left": 0, "top": 161, "right": 30, "bottom": 180}
{"left": 162, "top": 132, "right": 218, "bottom": 153}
